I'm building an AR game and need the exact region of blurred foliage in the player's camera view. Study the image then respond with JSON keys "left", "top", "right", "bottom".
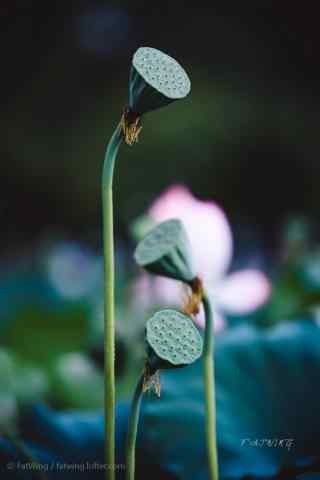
{"left": 1, "top": 214, "right": 320, "bottom": 426}
{"left": 1, "top": 3, "right": 320, "bottom": 249}
{"left": 258, "top": 218, "right": 320, "bottom": 327}
{"left": 140, "top": 321, "right": 320, "bottom": 479}
{"left": 0, "top": 217, "right": 320, "bottom": 419}
{"left": 2, "top": 307, "right": 88, "bottom": 365}
{"left": 0, "top": 247, "right": 102, "bottom": 425}
{"left": 1, "top": 324, "right": 320, "bottom": 479}
{"left": 0, "top": 240, "right": 147, "bottom": 425}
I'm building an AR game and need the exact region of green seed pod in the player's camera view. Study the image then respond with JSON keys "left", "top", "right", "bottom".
{"left": 129, "top": 47, "right": 191, "bottom": 115}
{"left": 134, "top": 219, "right": 195, "bottom": 283}
{"left": 146, "top": 309, "right": 203, "bottom": 372}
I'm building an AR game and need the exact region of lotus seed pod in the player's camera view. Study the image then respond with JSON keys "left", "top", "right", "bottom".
{"left": 129, "top": 47, "right": 191, "bottom": 115}
{"left": 146, "top": 309, "right": 203, "bottom": 372}
{"left": 134, "top": 219, "right": 195, "bottom": 283}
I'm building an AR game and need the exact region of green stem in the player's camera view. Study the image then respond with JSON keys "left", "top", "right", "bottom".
{"left": 202, "top": 291, "right": 219, "bottom": 480}
{"left": 126, "top": 374, "right": 144, "bottom": 480}
{"left": 102, "top": 123, "right": 123, "bottom": 480}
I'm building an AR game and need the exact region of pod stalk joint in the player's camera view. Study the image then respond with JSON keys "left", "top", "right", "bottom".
{"left": 121, "top": 108, "right": 142, "bottom": 146}
{"left": 142, "top": 363, "right": 161, "bottom": 398}
{"left": 183, "top": 276, "right": 204, "bottom": 316}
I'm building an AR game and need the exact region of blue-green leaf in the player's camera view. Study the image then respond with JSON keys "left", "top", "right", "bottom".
{"left": 139, "top": 321, "right": 320, "bottom": 479}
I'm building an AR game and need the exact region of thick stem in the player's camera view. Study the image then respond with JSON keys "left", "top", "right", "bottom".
{"left": 202, "top": 291, "right": 219, "bottom": 480}
{"left": 102, "top": 124, "right": 123, "bottom": 480}
{"left": 126, "top": 374, "right": 144, "bottom": 480}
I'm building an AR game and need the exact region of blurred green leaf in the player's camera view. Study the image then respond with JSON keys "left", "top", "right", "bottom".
{"left": 139, "top": 321, "right": 320, "bottom": 479}
{"left": 0, "top": 348, "right": 17, "bottom": 428}
{"left": 13, "top": 363, "right": 49, "bottom": 405}
{"left": 51, "top": 352, "right": 103, "bottom": 410}
{"left": 0, "top": 348, "right": 49, "bottom": 428}
{"left": 1, "top": 306, "right": 89, "bottom": 366}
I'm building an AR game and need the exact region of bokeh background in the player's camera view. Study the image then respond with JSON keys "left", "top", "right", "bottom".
{"left": 1, "top": 2, "right": 320, "bottom": 248}
{"left": 1, "top": 3, "right": 320, "bottom": 479}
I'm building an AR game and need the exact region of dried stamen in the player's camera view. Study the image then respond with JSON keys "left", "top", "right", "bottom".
{"left": 120, "top": 108, "right": 142, "bottom": 146}
{"left": 142, "top": 364, "right": 161, "bottom": 398}
{"left": 183, "top": 276, "right": 204, "bottom": 317}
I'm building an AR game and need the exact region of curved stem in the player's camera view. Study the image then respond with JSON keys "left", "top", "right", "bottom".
{"left": 126, "top": 374, "right": 144, "bottom": 480}
{"left": 103, "top": 124, "right": 122, "bottom": 188}
{"left": 202, "top": 291, "right": 219, "bottom": 480}
{"left": 102, "top": 123, "right": 123, "bottom": 480}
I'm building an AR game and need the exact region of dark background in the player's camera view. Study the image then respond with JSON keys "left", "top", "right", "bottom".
{"left": 1, "top": 2, "right": 319, "bottom": 254}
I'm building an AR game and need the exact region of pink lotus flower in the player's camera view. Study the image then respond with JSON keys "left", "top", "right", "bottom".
{"left": 134, "top": 185, "right": 271, "bottom": 332}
